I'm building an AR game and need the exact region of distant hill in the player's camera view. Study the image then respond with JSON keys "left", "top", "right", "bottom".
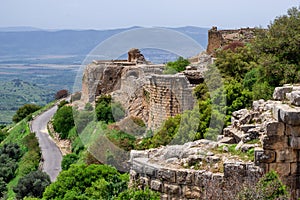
{"left": 0, "top": 79, "right": 55, "bottom": 124}
{"left": 0, "top": 26, "right": 208, "bottom": 60}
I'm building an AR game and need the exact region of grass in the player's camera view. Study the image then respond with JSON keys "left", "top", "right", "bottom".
{"left": 2, "top": 117, "right": 41, "bottom": 199}
{"left": 215, "top": 144, "right": 255, "bottom": 162}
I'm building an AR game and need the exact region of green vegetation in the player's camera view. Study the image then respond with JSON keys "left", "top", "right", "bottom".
{"left": 1, "top": 112, "right": 41, "bottom": 199}
{"left": 13, "top": 170, "right": 50, "bottom": 200}
{"left": 216, "top": 144, "right": 255, "bottom": 162}
{"left": 0, "top": 79, "right": 54, "bottom": 124}
{"left": 43, "top": 164, "right": 128, "bottom": 200}
{"left": 61, "top": 153, "right": 79, "bottom": 170}
{"left": 163, "top": 56, "right": 190, "bottom": 74}
{"left": 116, "top": 187, "right": 160, "bottom": 200}
{"left": 53, "top": 106, "right": 75, "bottom": 139}
{"left": 238, "top": 170, "right": 289, "bottom": 199}
{"left": 12, "top": 104, "right": 41, "bottom": 123}
{"left": 0, "top": 143, "right": 22, "bottom": 198}
{"left": 95, "top": 95, "right": 125, "bottom": 123}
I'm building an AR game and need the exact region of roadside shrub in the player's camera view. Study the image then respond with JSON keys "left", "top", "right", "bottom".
{"left": 52, "top": 106, "right": 74, "bottom": 139}
{"left": 61, "top": 153, "right": 79, "bottom": 170}
{"left": 12, "top": 104, "right": 41, "bottom": 123}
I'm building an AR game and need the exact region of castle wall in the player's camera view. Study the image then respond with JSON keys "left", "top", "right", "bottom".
{"left": 130, "top": 143, "right": 263, "bottom": 199}
{"left": 206, "top": 26, "right": 256, "bottom": 55}
{"left": 147, "top": 74, "right": 195, "bottom": 129}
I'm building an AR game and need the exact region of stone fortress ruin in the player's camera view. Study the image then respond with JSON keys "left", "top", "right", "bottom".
{"left": 80, "top": 27, "right": 300, "bottom": 199}
{"left": 81, "top": 48, "right": 210, "bottom": 129}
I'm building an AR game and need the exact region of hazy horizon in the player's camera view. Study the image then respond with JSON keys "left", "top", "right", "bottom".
{"left": 1, "top": 0, "right": 298, "bottom": 30}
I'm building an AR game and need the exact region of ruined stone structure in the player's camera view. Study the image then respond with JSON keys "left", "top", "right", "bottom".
{"left": 81, "top": 49, "right": 206, "bottom": 129}
{"left": 206, "top": 26, "right": 256, "bottom": 55}
{"left": 130, "top": 85, "right": 300, "bottom": 199}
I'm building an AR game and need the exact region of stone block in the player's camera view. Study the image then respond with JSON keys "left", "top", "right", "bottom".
{"left": 223, "top": 127, "right": 234, "bottom": 137}
{"left": 158, "top": 168, "right": 176, "bottom": 183}
{"left": 273, "top": 86, "right": 293, "bottom": 100}
{"left": 290, "top": 91, "right": 300, "bottom": 106}
{"left": 150, "top": 180, "right": 163, "bottom": 192}
{"left": 272, "top": 104, "right": 283, "bottom": 122}
{"left": 144, "top": 164, "right": 157, "bottom": 177}
{"left": 276, "top": 148, "right": 298, "bottom": 162}
{"left": 195, "top": 170, "right": 206, "bottom": 187}
{"left": 240, "top": 124, "right": 257, "bottom": 133}
{"left": 224, "top": 162, "right": 246, "bottom": 179}
{"left": 176, "top": 170, "right": 195, "bottom": 185}
{"left": 266, "top": 121, "right": 285, "bottom": 136}
{"left": 218, "top": 136, "right": 236, "bottom": 144}
{"left": 139, "top": 177, "right": 150, "bottom": 186}
{"left": 132, "top": 161, "right": 144, "bottom": 174}
{"left": 290, "top": 137, "right": 300, "bottom": 149}
{"left": 164, "top": 183, "right": 181, "bottom": 196}
{"left": 130, "top": 150, "right": 149, "bottom": 162}
{"left": 232, "top": 130, "right": 244, "bottom": 143}
{"left": 262, "top": 135, "right": 288, "bottom": 150}
{"left": 286, "top": 125, "right": 300, "bottom": 137}
{"left": 269, "top": 163, "right": 291, "bottom": 177}
{"left": 290, "top": 163, "right": 300, "bottom": 175}
{"left": 279, "top": 106, "right": 300, "bottom": 126}
{"left": 254, "top": 149, "right": 276, "bottom": 164}
{"left": 183, "top": 186, "right": 202, "bottom": 199}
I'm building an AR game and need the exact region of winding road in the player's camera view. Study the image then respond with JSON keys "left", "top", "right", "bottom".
{"left": 31, "top": 105, "right": 62, "bottom": 182}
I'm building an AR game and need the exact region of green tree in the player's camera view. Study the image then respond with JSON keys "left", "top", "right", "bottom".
{"left": 53, "top": 106, "right": 75, "bottom": 139}
{"left": 12, "top": 104, "right": 41, "bottom": 123}
{"left": 13, "top": 170, "right": 50, "bottom": 200}
{"left": 214, "top": 45, "right": 258, "bottom": 81}
{"left": 61, "top": 153, "right": 79, "bottom": 170}
{"left": 163, "top": 57, "right": 190, "bottom": 74}
{"left": 43, "top": 164, "right": 128, "bottom": 200}
{"left": 95, "top": 95, "right": 125, "bottom": 123}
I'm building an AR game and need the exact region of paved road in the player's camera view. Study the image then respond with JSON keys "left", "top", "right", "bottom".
{"left": 31, "top": 106, "right": 62, "bottom": 182}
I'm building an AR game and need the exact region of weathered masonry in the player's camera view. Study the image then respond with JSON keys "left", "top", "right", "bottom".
{"left": 81, "top": 49, "right": 205, "bottom": 129}
{"left": 130, "top": 85, "right": 300, "bottom": 199}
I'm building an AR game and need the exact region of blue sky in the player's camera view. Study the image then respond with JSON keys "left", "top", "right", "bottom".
{"left": 0, "top": 0, "right": 298, "bottom": 30}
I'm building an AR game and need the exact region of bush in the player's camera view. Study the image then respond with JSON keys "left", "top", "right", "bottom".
{"left": 116, "top": 187, "right": 160, "bottom": 200}
{"left": 95, "top": 95, "right": 125, "bottom": 123}
{"left": 237, "top": 170, "right": 289, "bottom": 199}
{"left": 12, "top": 104, "right": 41, "bottom": 123}
{"left": 43, "top": 164, "right": 128, "bottom": 200}
{"left": 13, "top": 170, "right": 51, "bottom": 199}
{"left": 57, "top": 100, "right": 68, "bottom": 109}
{"left": 61, "top": 153, "right": 78, "bottom": 170}
{"left": 52, "top": 106, "right": 75, "bottom": 139}
{"left": 163, "top": 57, "right": 190, "bottom": 74}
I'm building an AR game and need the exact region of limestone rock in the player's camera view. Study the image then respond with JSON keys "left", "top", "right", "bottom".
{"left": 290, "top": 91, "right": 300, "bottom": 106}
{"left": 273, "top": 86, "right": 293, "bottom": 100}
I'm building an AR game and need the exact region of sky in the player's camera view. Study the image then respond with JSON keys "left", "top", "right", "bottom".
{"left": 0, "top": 0, "right": 299, "bottom": 30}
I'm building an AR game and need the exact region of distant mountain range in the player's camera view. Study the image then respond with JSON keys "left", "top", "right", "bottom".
{"left": 0, "top": 26, "right": 209, "bottom": 62}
